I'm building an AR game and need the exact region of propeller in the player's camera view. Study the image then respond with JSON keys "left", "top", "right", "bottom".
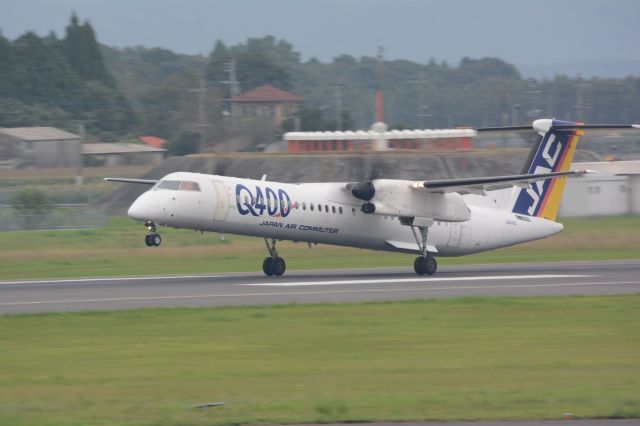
{"left": 346, "top": 181, "right": 375, "bottom": 201}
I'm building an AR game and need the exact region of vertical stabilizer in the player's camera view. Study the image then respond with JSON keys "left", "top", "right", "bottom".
{"left": 511, "top": 119, "right": 582, "bottom": 221}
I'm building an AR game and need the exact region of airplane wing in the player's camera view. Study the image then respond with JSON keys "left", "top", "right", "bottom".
{"left": 104, "top": 177, "right": 158, "bottom": 185}
{"left": 419, "top": 169, "right": 592, "bottom": 195}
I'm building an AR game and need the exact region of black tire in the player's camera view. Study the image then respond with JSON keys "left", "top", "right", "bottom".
{"left": 413, "top": 256, "right": 427, "bottom": 275}
{"left": 144, "top": 234, "right": 152, "bottom": 247}
{"left": 425, "top": 255, "right": 437, "bottom": 276}
{"left": 273, "top": 257, "right": 286, "bottom": 276}
{"left": 262, "top": 257, "right": 275, "bottom": 276}
{"left": 151, "top": 234, "right": 161, "bottom": 246}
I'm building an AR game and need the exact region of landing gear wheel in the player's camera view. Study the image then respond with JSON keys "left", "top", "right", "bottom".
{"left": 263, "top": 257, "right": 286, "bottom": 277}
{"left": 263, "top": 257, "right": 275, "bottom": 276}
{"left": 425, "top": 255, "right": 437, "bottom": 276}
{"left": 414, "top": 255, "right": 437, "bottom": 276}
{"left": 262, "top": 238, "right": 286, "bottom": 277}
{"left": 145, "top": 233, "right": 161, "bottom": 247}
{"left": 414, "top": 256, "right": 427, "bottom": 275}
{"left": 273, "top": 257, "right": 286, "bottom": 276}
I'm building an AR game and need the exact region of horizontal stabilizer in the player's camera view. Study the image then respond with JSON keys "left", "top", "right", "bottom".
{"left": 104, "top": 177, "right": 158, "bottom": 185}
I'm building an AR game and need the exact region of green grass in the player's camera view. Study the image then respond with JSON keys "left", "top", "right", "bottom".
{"left": 0, "top": 296, "right": 638, "bottom": 426}
{"left": 1, "top": 215, "right": 640, "bottom": 279}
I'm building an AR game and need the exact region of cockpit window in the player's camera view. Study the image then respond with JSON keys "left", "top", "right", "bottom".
{"left": 179, "top": 181, "right": 200, "bottom": 191}
{"left": 156, "top": 180, "right": 201, "bottom": 191}
{"left": 157, "top": 180, "right": 181, "bottom": 190}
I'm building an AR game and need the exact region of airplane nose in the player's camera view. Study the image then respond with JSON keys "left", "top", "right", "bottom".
{"left": 127, "top": 196, "right": 148, "bottom": 221}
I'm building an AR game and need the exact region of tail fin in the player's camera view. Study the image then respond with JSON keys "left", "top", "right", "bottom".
{"left": 511, "top": 119, "right": 582, "bottom": 221}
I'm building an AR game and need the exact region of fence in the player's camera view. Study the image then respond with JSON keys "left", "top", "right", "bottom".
{"left": 0, "top": 206, "right": 106, "bottom": 231}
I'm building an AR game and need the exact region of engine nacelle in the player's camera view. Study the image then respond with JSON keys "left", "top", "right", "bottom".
{"left": 357, "top": 179, "right": 471, "bottom": 222}
{"left": 347, "top": 181, "right": 375, "bottom": 201}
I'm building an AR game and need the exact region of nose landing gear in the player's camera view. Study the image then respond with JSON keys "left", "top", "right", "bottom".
{"left": 262, "top": 238, "right": 286, "bottom": 276}
{"left": 144, "top": 221, "right": 161, "bottom": 247}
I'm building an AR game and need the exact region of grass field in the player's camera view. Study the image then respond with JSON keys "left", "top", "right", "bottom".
{"left": 0, "top": 295, "right": 638, "bottom": 426}
{"left": 0, "top": 215, "right": 639, "bottom": 279}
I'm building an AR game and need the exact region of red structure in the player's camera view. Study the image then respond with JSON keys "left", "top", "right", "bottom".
{"left": 139, "top": 136, "right": 167, "bottom": 148}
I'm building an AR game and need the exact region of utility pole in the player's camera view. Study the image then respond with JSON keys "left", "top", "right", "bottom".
{"left": 221, "top": 59, "right": 241, "bottom": 131}
{"left": 574, "top": 78, "right": 589, "bottom": 122}
{"left": 375, "top": 46, "right": 384, "bottom": 123}
{"left": 75, "top": 122, "right": 84, "bottom": 186}
{"left": 408, "top": 79, "right": 428, "bottom": 128}
{"left": 188, "top": 77, "right": 212, "bottom": 145}
{"left": 224, "top": 59, "right": 241, "bottom": 97}
{"left": 332, "top": 83, "right": 345, "bottom": 131}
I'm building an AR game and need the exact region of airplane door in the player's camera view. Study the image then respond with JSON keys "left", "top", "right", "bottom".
{"left": 212, "top": 180, "right": 229, "bottom": 221}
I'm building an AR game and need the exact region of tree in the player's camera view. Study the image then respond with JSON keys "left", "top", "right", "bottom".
{"left": 167, "top": 131, "right": 201, "bottom": 156}
{"left": 206, "top": 36, "right": 296, "bottom": 95}
{"left": 11, "top": 189, "right": 53, "bottom": 229}
{"left": 205, "top": 40, "right": 231, "bottom": 88}
{"left": 63, "top": 14, "right": 114, "bottom": 86}
{"left": 235, "top": 53, "right": 291, "bottom": 91}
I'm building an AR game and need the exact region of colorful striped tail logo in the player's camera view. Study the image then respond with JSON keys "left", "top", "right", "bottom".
{"left": 512, "top": 120, "right": 582, "bottom": 221}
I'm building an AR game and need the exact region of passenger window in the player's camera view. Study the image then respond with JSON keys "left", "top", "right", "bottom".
{"left": 302, "top": 202, "right": 306, "bottom": 210}
{"left": 332, "top": 206, "right": 336, "bottom": 214}
{"left": 179, "top": 181, "right": 200, "bottom": 191}
{"left": 325, "top": 205, "right": 329, "bottom": 213}
{"left": 339, "top": 206, "right": 343, "bottom": 214}
{"left": 310, "top": 204, "right": 314, "bottom": 211}
{"left": 157, "top": 180, "right": 181, "bottom": 190}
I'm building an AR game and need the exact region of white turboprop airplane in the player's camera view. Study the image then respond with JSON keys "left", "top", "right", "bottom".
{"left": 107, "top": 119, "right": 639, "bottom": 277}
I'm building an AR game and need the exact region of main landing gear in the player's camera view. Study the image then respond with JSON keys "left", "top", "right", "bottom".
{"left": 410, "top": 223, "right": 437, "bottom": 276}
{"left": 262, "top": 238, "right": 286, "bottom": 277}
{"left": 144, "top": 221, "right": 161, "bottom": 247}
{"left": 414, "top": 254, "right": 437, "bottom": 276}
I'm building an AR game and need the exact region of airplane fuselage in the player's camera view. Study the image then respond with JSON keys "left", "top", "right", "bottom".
{"left": 127, "top": 171, "right": 563, "bottom": 257}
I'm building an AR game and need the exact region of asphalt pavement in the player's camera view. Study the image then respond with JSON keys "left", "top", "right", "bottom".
{"left": 1, "top": 260, "right": 639, "bottom": 314}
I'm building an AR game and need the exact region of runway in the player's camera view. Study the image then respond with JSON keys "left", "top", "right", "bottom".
{"left": 1, "top": 260, "right": 639, "bottom": 314}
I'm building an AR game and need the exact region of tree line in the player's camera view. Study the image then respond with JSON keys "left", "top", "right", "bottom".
{"left": 0, "top": 14, "right": 135, "bottom": 139}
{"left": 1, "top": 21, "right": 639, "bottom": 148}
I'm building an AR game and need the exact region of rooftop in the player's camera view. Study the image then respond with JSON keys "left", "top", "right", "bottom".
{"left": 0, "top": 127, "right": 80, "bottom": 141}
{"left": 228, "top": 85, "right": 304, "bottom": 103}
{"left": 83, "top": 143, "right": 166, "bottom": 155}
{"left": 138, "top": 136, "right": 168, "bottom": 148}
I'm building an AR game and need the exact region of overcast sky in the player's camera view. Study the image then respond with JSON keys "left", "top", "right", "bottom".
{"left": 1, "top": 0, "right": 639, "bottom": 77}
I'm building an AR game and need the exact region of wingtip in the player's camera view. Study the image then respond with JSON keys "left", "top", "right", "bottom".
{"left": 632, "top": 124, "right": 640, "bottom": 129}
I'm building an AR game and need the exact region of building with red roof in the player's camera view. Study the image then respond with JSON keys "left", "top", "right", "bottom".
{"left": 228, "top": 85, "right": 304, "bottom": 126}
{"left": 138, "top": 136, "right": 167, "bottom": 148}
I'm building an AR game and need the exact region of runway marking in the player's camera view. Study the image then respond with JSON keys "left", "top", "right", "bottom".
{"left": 240, "top": 274, "right": 591, "bottom": 287}
{"left": 0, "top": 273, "right": 252, "bottom": 286}
{"left": 1, "top": 280, "right": 637, "bottom": 307}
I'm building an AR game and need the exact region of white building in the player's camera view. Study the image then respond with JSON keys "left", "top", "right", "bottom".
{"left": 559, "top": 161, "right": 640, "bottom": 217}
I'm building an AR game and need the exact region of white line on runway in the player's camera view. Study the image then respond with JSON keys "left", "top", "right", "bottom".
{"left": 240, "top": 274, "right": 591, "bottom": 287}
{"left": 0, "top": 273, "right": 252, "bottom": 286}
{"left": 1, "top": 280, "right": 636, "bottom": 307}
